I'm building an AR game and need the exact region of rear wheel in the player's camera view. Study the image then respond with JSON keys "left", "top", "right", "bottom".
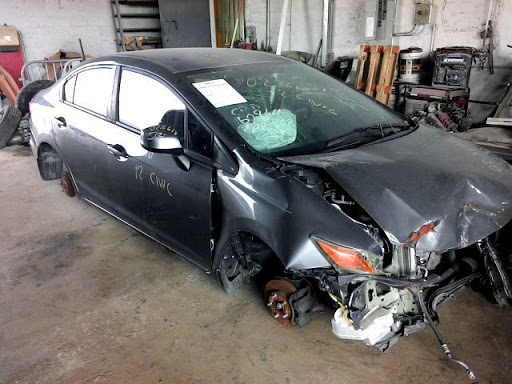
{"left": 37, "top": 146, "right": 63, "bottom": 180}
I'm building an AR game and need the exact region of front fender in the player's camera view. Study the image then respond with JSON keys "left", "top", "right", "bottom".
{"left": 214, "top": 151, "right": 380, "bottom": 271}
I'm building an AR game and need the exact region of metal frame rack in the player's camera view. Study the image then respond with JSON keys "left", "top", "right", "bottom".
{"left": 110, "top": 0, "right": 162, "bottom": 52}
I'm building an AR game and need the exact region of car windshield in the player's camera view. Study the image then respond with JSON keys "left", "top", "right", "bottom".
{"left": 184, "top": 60, "right": 410, "bottom": 156}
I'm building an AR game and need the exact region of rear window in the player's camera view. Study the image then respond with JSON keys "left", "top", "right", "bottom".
{"left": 73, "top": 67, "right": 115, "bottom": 116}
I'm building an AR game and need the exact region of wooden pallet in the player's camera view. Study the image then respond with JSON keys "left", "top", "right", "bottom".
{"left": 354, "top": 45, "right": 399, "bottom": 105}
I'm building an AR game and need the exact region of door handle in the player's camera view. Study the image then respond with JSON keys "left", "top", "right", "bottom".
{"left": 107, "top": 144, "right": 129, "bottom": 162}
{"left": 54, "top": 116, "right": 67, "bottom": 128}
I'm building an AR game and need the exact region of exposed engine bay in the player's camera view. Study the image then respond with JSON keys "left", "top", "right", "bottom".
{"left": 213, "top": 124, "right": 512, "bottom": 382}
{"left": 261, "top": 166, "right": 512, "bottom": 381}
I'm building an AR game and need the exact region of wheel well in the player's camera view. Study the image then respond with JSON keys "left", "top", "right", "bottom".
{"left": 37, "top": 143, "right": 63, "bottom": 180}
{"left": 237, "top": 231, "right": 284, "bottom": 272}
{"left": 216, "top": 231, "right": 284, "bottom": 295}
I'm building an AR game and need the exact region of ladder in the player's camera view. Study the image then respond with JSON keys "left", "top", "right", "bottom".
{"left": 110, "top": 0, "right": 162, "bottom": 52}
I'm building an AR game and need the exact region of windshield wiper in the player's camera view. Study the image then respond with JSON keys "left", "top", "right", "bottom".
{"left": 327, "top": 122, "right": 410, "bottom": 148}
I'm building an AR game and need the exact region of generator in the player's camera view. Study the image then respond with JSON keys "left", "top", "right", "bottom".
{"left": 404, "top": 85, "right": 470, "bottom": 115}
{"left": 404, "top": 85, "right": 472, "bottom": 131}
{"left": 432, "top": 47, "right": 474, "bottom": 88}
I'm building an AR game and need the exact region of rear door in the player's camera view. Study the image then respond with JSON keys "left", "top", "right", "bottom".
{"left": 54, "top": 65, "right": 120, "bottom": 206}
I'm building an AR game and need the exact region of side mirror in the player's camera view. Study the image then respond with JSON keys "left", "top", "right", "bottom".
{"left": 141, "top": 125, "right": 184, "bottom": 155}
{"left": 140, "top": 125, "right": 191, "bottom": 171}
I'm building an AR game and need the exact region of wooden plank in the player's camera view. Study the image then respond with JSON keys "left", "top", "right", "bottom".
{"left": 365, "top": 45, "right": 382, "bottom": 97}
{"left": 354, "top": 45, "right": 369, "bottom": 91}
{"left": 114, "top": 13, "right": 161, "bottom": 18}
{"left": 494, "top": 85, "right": 512, "bottom": 118}
{"left": 116, "top": 27, "right": 161, "bottom": 32}
{"left": 376, "top": 45, "right": 399, "bottom": 104}
{"left": 486, "top": 117, "right": 512, "bottom": 126}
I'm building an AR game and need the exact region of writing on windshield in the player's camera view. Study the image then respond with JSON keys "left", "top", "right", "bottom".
{"left": 187, "top": 61, "right": 407, "bottom": 156}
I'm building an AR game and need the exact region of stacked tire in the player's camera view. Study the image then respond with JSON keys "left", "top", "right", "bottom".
{"left": 0, "top": 80, "right": 54, "bottom": 149}
{"left": 16, "top": 80, "right": 54, "bottom": 115}
{"left": 0, "top": 106, "right": 22, "bottom": 149}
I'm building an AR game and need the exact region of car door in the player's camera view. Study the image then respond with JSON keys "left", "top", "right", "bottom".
{"left": 114, "top": 68, "right": 213, "bottom": 269}
{"left": 53, "top": 65, "right": 120, "bottom": 206}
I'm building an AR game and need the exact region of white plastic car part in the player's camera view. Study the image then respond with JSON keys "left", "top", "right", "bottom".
{"left": 331, "top": 306, "right": 397, "bottom": 346}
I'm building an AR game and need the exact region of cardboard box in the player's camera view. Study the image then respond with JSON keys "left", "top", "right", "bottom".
{"left": 0, "top": 26, "right": 20, "bottom": 52}
{"left": 46, "top": 50, "right": 87, "bottom": 61}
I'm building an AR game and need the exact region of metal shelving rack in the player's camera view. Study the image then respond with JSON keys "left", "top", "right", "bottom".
{"left": 110, "top": 0, "right": 162, "bottom": 52}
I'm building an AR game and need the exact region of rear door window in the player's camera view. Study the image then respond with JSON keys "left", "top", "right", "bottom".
{"left": 73, "top": 67, "right": 115, "bottom": 116}
{"left": 118, "top": 69, "right": 185, "bottom": 133}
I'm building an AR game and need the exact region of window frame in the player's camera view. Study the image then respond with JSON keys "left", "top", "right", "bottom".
{"left": 114, "top": 65, "right": 215, "bottom": 161}
{"left": 186, "top": 110, "right": 214, "bottom": 160}
{"left": 63, "top": 75, "right": 77, "bottom": 104}
{"left": 115, "top": 67, "right": 184, "bottom": 134}
{"left": 59, "top": 62, "right": 230, "bottom": 169}
{"left": 61, "top": 64, "right": 118, "bottom": 121}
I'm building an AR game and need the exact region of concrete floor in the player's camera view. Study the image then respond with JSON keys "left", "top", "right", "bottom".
{"left": 1, "top": 145, "right": 512, "bottom": 384}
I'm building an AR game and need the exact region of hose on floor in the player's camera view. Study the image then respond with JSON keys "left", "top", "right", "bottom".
{"left": 415, "top": 289, "right": 477, "bottom": 382}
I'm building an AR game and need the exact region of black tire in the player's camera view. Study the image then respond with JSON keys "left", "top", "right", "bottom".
{"left": 16, "top": 80, "right": 54, "bottom": 115}
{"left": 0, "top": 106, "right": 22, "bottom": 149}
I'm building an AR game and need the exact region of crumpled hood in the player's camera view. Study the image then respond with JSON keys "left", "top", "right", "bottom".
{"left": 280, "top": 125, "right": 512, "bottom": 252}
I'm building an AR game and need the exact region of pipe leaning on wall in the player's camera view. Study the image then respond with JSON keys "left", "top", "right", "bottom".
{"left": 321, "top": 0, "right": 333, "bottom": 67}
{"left": 209, "top": 0, "right": 217, "bottom": 48}
{"left": 276, "top": 0, "right": 289, "bottom": 55}
{"left": 265, "top": 0, "right": 270, "bottom": 50}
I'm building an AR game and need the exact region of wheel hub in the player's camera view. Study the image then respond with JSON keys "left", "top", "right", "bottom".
{"left": 60, "top": 172, "right": 75, "bottom": 197}
{"left": 264, "top": 279, "right": 298, "bottom": 328}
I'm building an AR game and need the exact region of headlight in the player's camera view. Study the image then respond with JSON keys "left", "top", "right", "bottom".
{"left": 311, "top": 236, "right": 377, "bottom": 275}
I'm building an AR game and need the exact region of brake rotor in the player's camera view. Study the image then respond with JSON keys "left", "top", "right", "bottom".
{"left": 264, "top": 279, "right": 298, "bottom": 328}
{"left": 60, "top": 172, "right": 75, "bottom": 197}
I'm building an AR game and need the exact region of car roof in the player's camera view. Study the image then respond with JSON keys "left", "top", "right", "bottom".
{"left": 91, "top": 48, "right": 289, "bottom": 74}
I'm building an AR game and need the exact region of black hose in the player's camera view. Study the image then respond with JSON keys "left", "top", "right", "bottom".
{"left": 417, "top": 290, "right": 446, "bottom": 344}
{"left": 435, "top": 267, "right": 455, "bottom": 283}
{"left": 416, "top": 290, "right": 477, "bottom": 382}
{"left": 337, "top": 273, "right": 448, "bottom": 288}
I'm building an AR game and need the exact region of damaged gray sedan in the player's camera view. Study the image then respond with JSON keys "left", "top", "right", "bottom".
{"left": 30, "top": 48, "right": 512, "bottom": 379}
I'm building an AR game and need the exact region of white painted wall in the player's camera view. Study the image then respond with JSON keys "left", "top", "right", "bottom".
{"left": 246, "top": 0, "right": 512, "bottom": 66}
{"left": 3, "top": 0, "right": 510, "bottom": 66}
{"left": 1, "top": 0, "right": 116, "bottom": 61}
{"left": 393, "top": 0, "right": 511, "bottom": 66}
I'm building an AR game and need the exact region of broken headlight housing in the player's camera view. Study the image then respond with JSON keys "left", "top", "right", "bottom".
{"left": 311, "top": 236, "right": 381, "bottom": 275}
